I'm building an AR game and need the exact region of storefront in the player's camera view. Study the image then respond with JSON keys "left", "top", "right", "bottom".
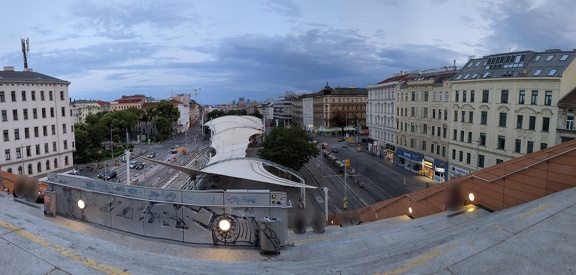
{"left": 422, "top": 156, "right": 434, "bottom": 179}
{"left": 449, "top": 164, "right": 470, "bottom": 180}
{"left": 396, "top": 148, "right": 423, "bottom": 174}
{"left": 384, "top": 144, "right": 395, "bottom": 161}
{"left": 367, "top": 139, "right": 378, "bottom": 155}
{"left": 433, "top": 159, "right": 447, "bottom": 183}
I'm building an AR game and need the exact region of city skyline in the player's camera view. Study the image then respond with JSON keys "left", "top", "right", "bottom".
{"left": 1, "top": 0, "right": 575, "bottom": 104}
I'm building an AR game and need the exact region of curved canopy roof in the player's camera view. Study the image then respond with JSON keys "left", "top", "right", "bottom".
{"left": 143, "top": 115, "right": 316, "bottom": 189}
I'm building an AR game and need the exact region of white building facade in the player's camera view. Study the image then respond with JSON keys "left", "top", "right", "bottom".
{"left": 0, "top": 66, "right": 75, "bottom": 176}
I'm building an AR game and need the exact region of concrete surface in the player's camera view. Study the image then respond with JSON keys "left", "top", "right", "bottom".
{"left": 0, "top": 186, "right": 575, "bottom": 274}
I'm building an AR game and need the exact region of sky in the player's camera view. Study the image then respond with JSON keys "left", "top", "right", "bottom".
{"left": 1, "top": 0, "right": 576, "bottom": 105}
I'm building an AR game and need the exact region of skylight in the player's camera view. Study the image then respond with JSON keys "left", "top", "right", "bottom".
{"left": 475, "top": 61, "right": 481, "bottom": 66}
{"left": 548, "top": 69, "right": 558, "bottom": 76}
{"left": 533, "top": 69, "right": 542, "bottom": 76}
{"left": 533, "top": 55, "right": 541, "bottom": 61}
{"left": 545, "top": 55, "right": 554, "bottom": 61}
{"left": 560, "top": 54, "right": 569, "bottom": 61}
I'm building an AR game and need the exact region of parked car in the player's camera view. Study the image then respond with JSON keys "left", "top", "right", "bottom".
{"left": 104, "top": 171, "right": 117, "bottom": 180}
{"left": 135, "top": 162, "right": 144, "bottom": 170}
{"left": 332, "top": 148, "right": 339, "bottom": 153}
{"left": 129, "top": 160, "right": 138, "bottom": 169}
{"left": 147, "top": 151, "right": 156, "bottom": 158}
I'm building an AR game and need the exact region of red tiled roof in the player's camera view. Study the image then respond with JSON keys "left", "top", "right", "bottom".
{"left": 375, "top": 73, "right": 415, "bottom": 85}
{"left": 558, "top": 86, "right": 576, "bottom": 106}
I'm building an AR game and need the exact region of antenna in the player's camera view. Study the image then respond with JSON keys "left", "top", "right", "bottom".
{"left": 21, "top": 38, "right": 30, "bottom": 69}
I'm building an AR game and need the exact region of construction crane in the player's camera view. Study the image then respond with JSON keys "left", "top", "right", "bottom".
{"left": 183, "top": 88, "right": 201, "bottom": 103}
{"left": 21, "top": 38, "right": 30, "bottom": 69}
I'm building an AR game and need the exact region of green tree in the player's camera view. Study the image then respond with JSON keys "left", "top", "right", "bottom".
{"left": 257, "top": 127, "right": 319, "bottom": 170}
{"left": 206, "top": 110, "right": 226, "bottom": 121}
{"left": 153, "top": 117, "right": 172, "bottom": 141}
{"left": 330, "top": 110, "right": 347, "bottom": 135}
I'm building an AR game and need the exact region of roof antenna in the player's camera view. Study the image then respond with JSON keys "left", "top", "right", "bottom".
{"left": 453, "top": 59, "right": 456, "bottom": 67}
{"left": 21, "top": 38, "right": 30, "bottom": 69}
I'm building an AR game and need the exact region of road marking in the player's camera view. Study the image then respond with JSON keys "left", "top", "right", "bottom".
{"left": 0, "top": 219, "right": 130, "bottom": 275}
{"left": 374, "top": 243, "right": 458, "bottom": 275}
{"left": 518, "top": 202, "right": 553, "bottom": 220}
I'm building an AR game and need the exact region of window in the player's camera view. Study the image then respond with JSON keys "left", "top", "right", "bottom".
{"left": 438, "top": 109, "right": 442, "bottom": 120}
{"left": 455, "top": 91, "right": 459, "bottom": 102}
{"left": 33, "top": 108, "right": 37, "bottom": 119}
{"left": 498, "top": 135, "right": 506, "bottom": 150}
{"left": 519, "top": 90, "right": 525, "bottom": 104}
{"left": 566, "top": 114, "right": 574, "bottom": 129}
{"left": 24, "top": 128, "right": 29, "bottom": 139}
{"left": 49, "top": 91, "right": 53, "bottom": 101}
{"left": 501, "top": 90, "right": 509, "bottom": 103}
{"left": 533, "top": 69, "right": 542, "bottom": 76}
{"left": 533, "top": 55, "right": 542, "bottom": 61}
{"left": 40, "top": 91, "right": 45, "bottom": 101}
{"left": 517, "top": 115, "right": 523, "bottom": 129}
{"left": 432, "top": 109, "right": 436, "bottom": 119}
{"left": 529, "top": 116, "right": 536, "bottom": 130}
{"left": 3, "top": 130, "right": 8, "bottom": 141}
{"left": 36, "top": 144, "right": 40, "bottom": 155}
{"left": 424, "top": 91, "right": 429, "bottom": 101}
{"left": 26, "top": 146, "right": 31, "bottom": 157}
{"left": 42, "top": 108, "right": 46, "bottom": 118}
{"left": 531, "top": 90, "right": 538, "bottom": 105}
{"left": 11, "top": 91, "right": 16, "bottom": 102}
{"left": 459, "top": 151, "right": 463, "bottom": 162}
{"left": 0, "top": 91, "right": 4, "bottom": 102}
{"left": 60, "top": 91, "right": 65, "bottom": 101}
{"left": 482, "top": 90, "right": 489, "bottom": 102}
{"left": 463, "top": 91, "right": 467, "bottom": 102}
{"left": 12, "top": 109, "right": 18, "bottom": 121}
{"left": 541, "top": 143, "right": 548, "bottom": 150}
{"left": 46, "top": 160, "right": 50, "bottom": 171}
{"left": 548, "top": 69, "right": 558, "bottom": 76}
{"left": 453, "top": 129, "right": 457, "bottom": 140}
{"left": 466, "top": 153, "right": 471, "bottom": 164}
{"left": 21, "top": 91, "right": 26, "bottom": 101}
{"left": 422, "top": 141, "right": 427, "bottom": 151}
{"left": 62, "top": 124, "right": 67, "bottom": 133}
{"left": 44, "top": 143, "right": 49, "bottom": 153}
{"left": 545, "top": 55, "right": 554, "bottom": 61}
{"left": 423, "top": 124, "right": 428, "bottom": 134}
{"left": 452, "top": 149, "right": 456, "bottom": 160}
{"left": 423, "top": 107, "right": 428, "bottom": 118}
{"left": 34, "top": 127, "right": 39, "bottom": 137}
{"left": 478, "top": 155, "right": 485, "bottom": 168}
{"left": 1, "top": 110, "right": 6, "bottom": 121}
{"left": 61, "top": 107, "right": 66, "bottom": 117}
{"left": 51, "top": 125, "right": 56, "bottom": 135}
{"left": 53, "top": 142, "right": 57, "bottom": 152}
{"left": 14, "top": 129, "right": 20, "bottom": 140}
{"left": 454, "top": 110, "right": 458, "bottom": 122}
{"left": 515, "top": 139, "right": 521, "bottom": 153}
{"left": 527, "top": 141, "right": 534, "bottom": 154}
{"left": 468, "top": 112, "right": 474, "bottom": 123}
{"left": 43, "top": 126, "right": 47, "bottom": 136}
{"left": 560, "top": 54, "right": 569, "bottom": 61}
{"left": 16, "top": 147, "right": 21, "bottom": 159}
{"left": 432, "top": 126, "right": 435, "bottom": 136}
{"left": 544, "top": 91, "right": 552, "bottom": 106}
{"left": 411, "top": 91, "right": 416, "bottom": 101}
{"left": 28, "top": 164, "right": 32, "bottom": 174}
{"left": 50, "top": 107, "right": 55, "bottom": 117}
{"left": 461, "top": 111, "right": 466, "bottom": 122}
{"left": 5, "top": 149, "right": 10, "bottom": 160}
{"left": 499, "top": 113, "right": 507, "bottom": 127}
{"left": 470, "top": 90, "right": 475, "bottom": 102}
{"left": 443, "top": 127, "right": 447, "bottom": 138}
{"left": 479, "top": 132, "right": 486, "bottom": 146}
{"left": 460, "top": 130, "right": 464, "bottom": 142}
{"left": 37, "top": 162, "right": 42, "bottom": 172}
{"left": 467, "top": 132, "right": 472, "bottom": 143}
{"left": 496, "top": 159, "right": 504, "bottom": 164}
{"left": 442, "top": 146, "right": 446, "bottom": 157}
{"left": 23, "top": 109, "right": 28, "bottom": 120}
{"left": 411, "top": 107, "right": 415, "bottom": 117}
{"left": 31, "top": 91, "right": 35, "bottom": 101}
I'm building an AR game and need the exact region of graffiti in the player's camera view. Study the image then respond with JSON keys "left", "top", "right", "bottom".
{"left": 226, "top": 195, "right": 257, "bottom": 205}
{"left": 142, "top": 203, "right": 189, "bottom": 229}
{"left": 233, "top": 207, "right": 255, "bottom": 217}
{"left": 210, "top": 214, "right": 258, "bottom": 245}
{"left": 260, "top": 221, "right": 281, "bottom": 252}
{"left": 148, "top": 190, "right": 177, "bottom": 202}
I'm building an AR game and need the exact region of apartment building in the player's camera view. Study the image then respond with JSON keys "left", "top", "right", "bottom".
{"left": 449, "top": 49, "right": 576, "bottom": 179}
{"left": 110, "top": 94, "right": 146, "bottom": 111}
{"left": 70, "top": 99, "right": 109, "bottom": 123}
{"left": 0, "top": 66, "right": 75, "bottom": 176}
{"left": 394, "top": 69, "right": 457, "bottom": 182}
{"left": 318, "top": 83, "right": 368, "bottom": 133}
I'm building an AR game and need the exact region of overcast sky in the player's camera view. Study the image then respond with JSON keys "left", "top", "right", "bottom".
{"left": 1, "top": 0, "right": 575, "bottom": 104}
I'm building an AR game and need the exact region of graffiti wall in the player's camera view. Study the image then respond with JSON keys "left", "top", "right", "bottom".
{"left": 46, "top": 174, "right": 289, "bottom": 246}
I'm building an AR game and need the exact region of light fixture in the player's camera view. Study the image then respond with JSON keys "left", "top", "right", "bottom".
{"left": 468, "top": 193, "right": 475, "bottom": 202}
{"left": 77, "top": 199, "right": 86, "bottom": 210}
{"left": 218, "top": 219, "right": 231, "bottom": 232}
{"left": 408, "top": 207, "right": 413, "bottom": 214}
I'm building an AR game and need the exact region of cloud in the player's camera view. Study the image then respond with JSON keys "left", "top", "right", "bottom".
{"left": 481, "top": 0, "right": 576, "bottom": 54}
{"left": 261, "top": 1, "right": 301, "bottom": 18}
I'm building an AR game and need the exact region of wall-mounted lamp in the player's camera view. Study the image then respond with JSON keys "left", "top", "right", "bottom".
{"left": 218, "top": 219, "right": 232, "bottom": 232}
{"left": 468, "top": 193, "right": 475, "bottom": 202}
{"left": 408, "top": 207, "right": 413, "bottom": 214}
{"left": 77, "top": 199, "right": 86, "bottom": 210}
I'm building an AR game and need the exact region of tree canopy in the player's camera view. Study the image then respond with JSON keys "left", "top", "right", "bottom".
{"left": 257, "top": 127, "right": 319, "bottom": 171}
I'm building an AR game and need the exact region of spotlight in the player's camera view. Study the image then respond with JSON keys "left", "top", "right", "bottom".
{"left": 408, "top": 207, "right": 413, "bottom": 214}
{"left": 218, "top": 219, "right": 231, "bottom": 232}
{"left": 77, "top": 199, "right": 86, "bottom": 210}
{"left": 468, "top": 193, "right": 475, "bottom": 202}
